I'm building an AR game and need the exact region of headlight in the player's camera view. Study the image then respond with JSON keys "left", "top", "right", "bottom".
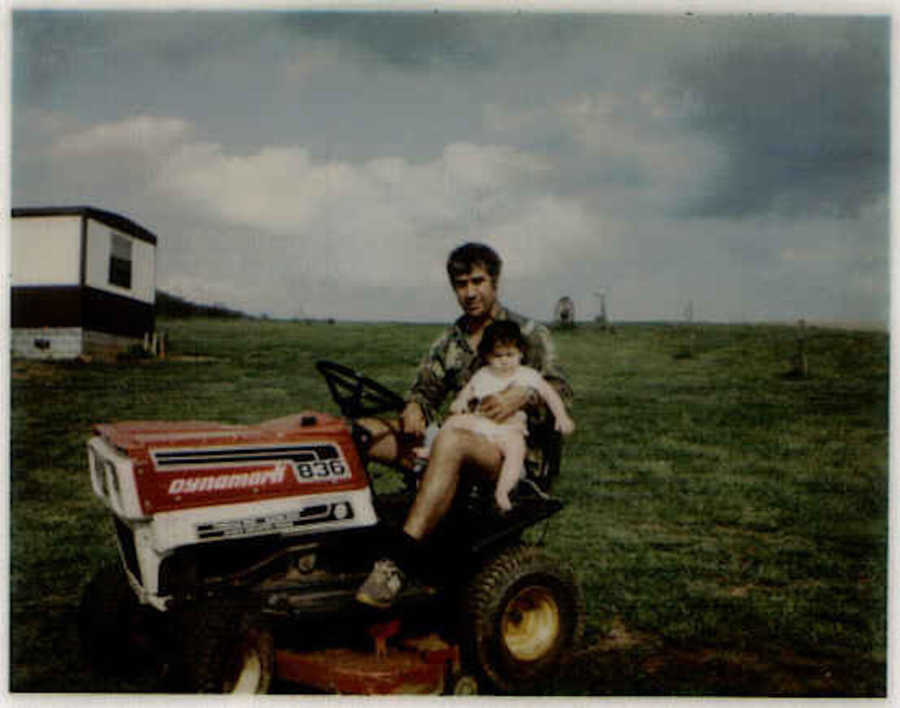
{"left": 106, "top": 460, "right": 120, "bottom": 495}
{"left": 92, "top": 453, "right": 109, "bottom": 496}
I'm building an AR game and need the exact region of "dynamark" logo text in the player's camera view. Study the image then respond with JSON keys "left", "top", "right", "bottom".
{"left": 168, "top": 468, "right": 285, "bottom": 495}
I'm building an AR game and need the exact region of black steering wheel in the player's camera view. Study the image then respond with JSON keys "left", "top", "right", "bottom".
{"left": 316, "top": 360, "right": 406, "bottom": 419}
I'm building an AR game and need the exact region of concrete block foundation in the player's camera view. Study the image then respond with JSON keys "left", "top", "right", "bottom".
{"left": 11, "top": 327, "right": 143, "bottom": 360}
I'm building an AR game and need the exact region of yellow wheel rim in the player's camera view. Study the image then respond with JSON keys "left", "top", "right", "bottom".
{"left": 500, "top": 585, "right": 561, "bottom": 662}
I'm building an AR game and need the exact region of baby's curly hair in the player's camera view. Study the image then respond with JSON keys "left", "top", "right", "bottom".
{"left": 478, "top": 320, "right": 527, "bottom": 361}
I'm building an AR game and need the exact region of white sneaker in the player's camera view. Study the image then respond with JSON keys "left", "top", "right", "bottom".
{"left": 356, "top": 559, "right": 406, "bottom": 608}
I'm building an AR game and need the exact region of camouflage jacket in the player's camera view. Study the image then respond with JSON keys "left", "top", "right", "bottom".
{"left": 406, "top": 308, "right": 573, "bottom": 450}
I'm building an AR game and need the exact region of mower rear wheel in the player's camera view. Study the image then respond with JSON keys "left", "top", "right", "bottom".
{"left": 462, "top": 544, "right": 583, "bottom": 694}
{"left": 181, "top": 598, "right": 274, "bottom": 694}
{"left": 78, "top": 562, "right": 140, "bottom": 675}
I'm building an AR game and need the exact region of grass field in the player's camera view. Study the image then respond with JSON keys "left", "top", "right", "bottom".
{"left": 9, "top": 317, "right": 889, "bottom": 695}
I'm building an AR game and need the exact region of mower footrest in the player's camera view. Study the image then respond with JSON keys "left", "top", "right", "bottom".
{"left": 264, "top": 581, "right": 438, "bottom": 617}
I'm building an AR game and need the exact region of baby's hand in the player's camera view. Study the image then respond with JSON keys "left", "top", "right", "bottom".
{"left": 494, "top": 489, "right": 513, "bottom": 513}
{"left": 555, "top": 416, "right": 575, "bottom": 435}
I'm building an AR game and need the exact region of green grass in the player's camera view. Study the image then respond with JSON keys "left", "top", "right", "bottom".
{"left": 9, "top": 318, "right": 888, "bottom": 695}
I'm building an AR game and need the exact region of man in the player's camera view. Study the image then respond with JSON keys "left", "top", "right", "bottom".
{"left": 356, "top": 242, "right": 573, "bottom": 608}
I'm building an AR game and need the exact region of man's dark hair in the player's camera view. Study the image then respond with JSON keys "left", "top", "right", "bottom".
{"left": 478, "top": 320, "right": 527, "bottom": 360}
{"left": 446, "top": 242, "right": 502, "bottom": 283}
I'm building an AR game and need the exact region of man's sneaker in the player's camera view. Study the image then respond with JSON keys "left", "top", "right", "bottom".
{"left": 356, "top": 559, "right": 406, "bottom": 608}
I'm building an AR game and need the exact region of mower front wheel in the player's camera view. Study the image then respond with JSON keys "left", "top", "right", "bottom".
{"left": 181, "top": 598, "right": 274, "bottom": 694}
{"left": 78, "top": 562, "right": 141, "bottom": 675}
{"left": 448, "top": 672, "right": 479, "bottom": 695}
{"left": 462, "top": 544, "right": 584, "bottom": 694}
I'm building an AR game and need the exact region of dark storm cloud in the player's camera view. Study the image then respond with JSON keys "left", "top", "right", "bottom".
{"left": 14, "top": 9, "right": 589, "bottom": 82}
{"left": 12, "top": 12, "right": 108, "bottom": 95}
{"left": 667, "top": 16, "right": 888, "bottom": 219}
{"left": 276, "top": 12, "right": 496, "bottom": 68}
{"left": 14, "top": 12, "right": 291, "bottom": 79}
{"left": 13, "top": 11, "right": 239, "bottom": 105}
{"left": 274, "top": 11, "right": 588, "bottom": 71}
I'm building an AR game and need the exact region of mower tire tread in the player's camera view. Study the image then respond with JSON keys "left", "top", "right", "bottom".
{"left": 78, "top": 562, "right": 140, "bottom": 675}
{"left": 180, "top": 596, "right": 274, "bottom": 694}
{"left": 462, "top": 544, "right": 584, "bottom": 694}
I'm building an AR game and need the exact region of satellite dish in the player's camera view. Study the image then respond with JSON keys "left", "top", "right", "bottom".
{"left": 554, "top": 296, "right": 575, "bottom": 328}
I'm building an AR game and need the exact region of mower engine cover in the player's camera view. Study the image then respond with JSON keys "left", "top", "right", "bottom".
{"left": 87, "top": 411, "right": 377, "bottom": 609}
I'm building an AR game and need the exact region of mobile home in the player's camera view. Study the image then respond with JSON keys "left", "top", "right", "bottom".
{"left": 11, "top": 206, "right": 157, "bottom": 359}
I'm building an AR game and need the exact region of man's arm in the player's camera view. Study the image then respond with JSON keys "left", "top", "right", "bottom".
{"left": 477, "top": 382, "right": 530, "bottom": 422}
{"left": 400, "top": 401, "right": 427, "bottom": 438}
{"left": 361, "top": 330, "right": 452, "bottom": 462}
{"left": 404, "top": 330, "right": 455, "bottom": 425}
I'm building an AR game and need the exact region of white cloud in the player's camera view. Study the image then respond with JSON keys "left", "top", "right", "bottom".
{"left": 559, "top": 91, "right": 726, "bottom": 192}
{"left": 153, "top": 133, "right": 552, "bottom": 235}
{"left": 483, "top": 103, "right": 544, "bottom": 136}
{"left": 148, "top": 131, "right": 567, "bottom": 289}
{"left": 53, "top": 115, "right": 192, "bottom": 158}
{"left": 489, "top": 195, "right": 600, "bottom": 279}
{"left": 23, "top": 109, "right": 887, "bottom": 325}
{"left": 485, "top": 91, "right": 727, "bottom": 215}
{"left": 441, "top": 142, "right": 550, "bottom": 189}
{"left": 42, "top": 115, "right": 588, "bottom": 312}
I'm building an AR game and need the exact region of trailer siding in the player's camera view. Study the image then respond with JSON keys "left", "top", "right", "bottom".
{"left": 11, "top": 215, "right": 82, "bottom": 286}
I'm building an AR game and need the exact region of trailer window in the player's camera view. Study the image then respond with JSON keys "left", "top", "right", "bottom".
{"left": 109, "top": 233, "right": 132, "bottom": 289}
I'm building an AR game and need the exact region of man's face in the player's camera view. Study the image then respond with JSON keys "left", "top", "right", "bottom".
{"left": 452, "top": 264, "right": 498, "bottom": 319}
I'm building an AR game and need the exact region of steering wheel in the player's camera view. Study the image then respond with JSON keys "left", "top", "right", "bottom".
{"left": 315, "top": 360, "right": 406, "bottom": 419}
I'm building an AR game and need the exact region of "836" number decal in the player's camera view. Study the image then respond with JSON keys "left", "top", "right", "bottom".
{"left": 294, "top": 460, "right": 349, "bottom": 481}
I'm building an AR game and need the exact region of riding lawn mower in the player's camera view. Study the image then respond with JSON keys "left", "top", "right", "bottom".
{"left": 79, "top": 360, "right": 584, "bottom": 695}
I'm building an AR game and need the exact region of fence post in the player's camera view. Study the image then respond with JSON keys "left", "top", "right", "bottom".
{"left": 789, "top": 318, "right": 809, "bottom": 378}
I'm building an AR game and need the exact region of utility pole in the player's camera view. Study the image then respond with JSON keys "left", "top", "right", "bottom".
{"left": 594, "top": 289, "right": 608, "bottom": 330}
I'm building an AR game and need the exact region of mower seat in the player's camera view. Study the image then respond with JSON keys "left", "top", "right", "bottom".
{"left": 439, "top": 416, "right": 566, "bottom": 558}
{"left": 523, "top": 413, "right": 564, "bottom": 495}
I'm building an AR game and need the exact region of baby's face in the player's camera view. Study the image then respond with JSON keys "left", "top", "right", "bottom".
{"left": 486, "top": 342, "right": 522, "bottom": 376}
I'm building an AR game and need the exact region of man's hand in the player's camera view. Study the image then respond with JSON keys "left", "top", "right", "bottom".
{"left": 401, "top": 400, "right": 427, "bottom": 439}
{"left": 478, "top": 384, "right": 530, "bottom": 423}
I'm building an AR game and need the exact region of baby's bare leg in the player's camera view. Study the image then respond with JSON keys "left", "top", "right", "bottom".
{"left": 493, "top": 430, "right": 527, "bottom": 512}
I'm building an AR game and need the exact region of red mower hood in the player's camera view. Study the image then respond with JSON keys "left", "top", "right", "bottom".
{"left": 94, "top": 411, "right": 346, "bottom": 452}
{"left": 93, "top": 411, "right": 370, "bottom": 515}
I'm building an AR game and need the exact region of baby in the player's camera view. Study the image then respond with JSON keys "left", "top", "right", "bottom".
{"left": 444, "top": 320, "right": 575, "bottom": 512}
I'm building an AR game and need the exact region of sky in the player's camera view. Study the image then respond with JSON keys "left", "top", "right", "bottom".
{"left": 9, "top": 7, "right": 890, "bottom": 325}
